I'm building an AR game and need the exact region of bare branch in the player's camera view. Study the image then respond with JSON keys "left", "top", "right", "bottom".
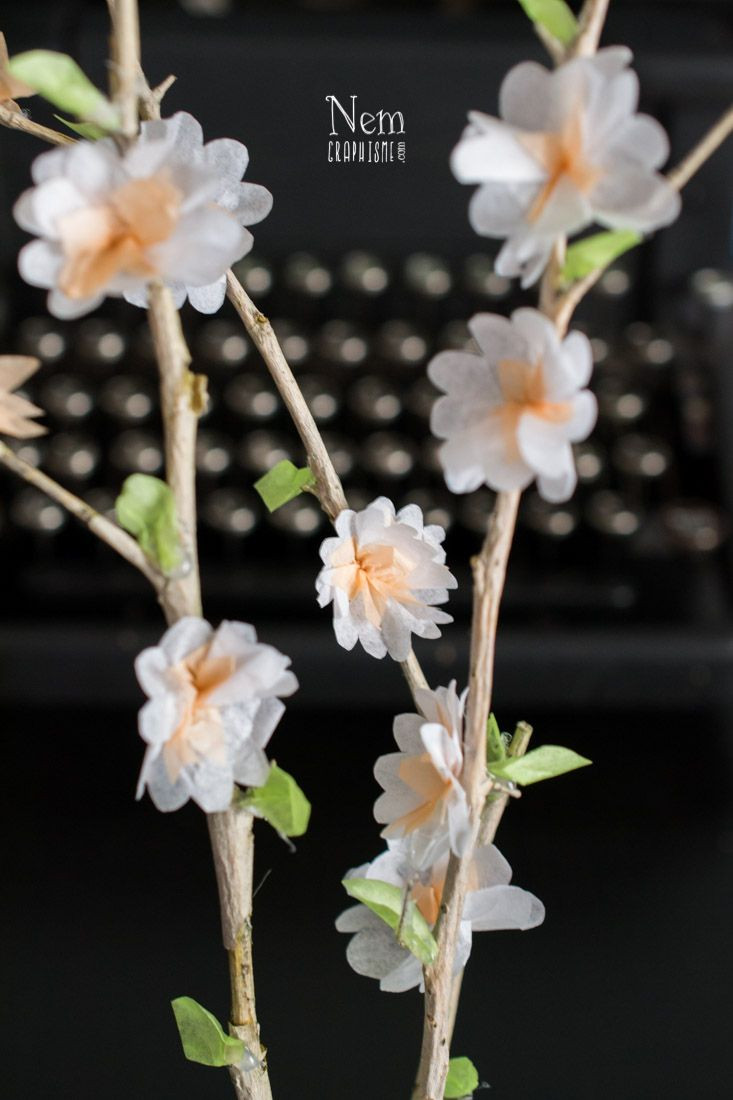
{"left": 0, "top": 104, "right": 73, "bottom": 146}
{"left": 571, "top": 0, "right": 611, "bottom": 58}
{"left": 667, "top": 103, "right": 733, "bottom": 193}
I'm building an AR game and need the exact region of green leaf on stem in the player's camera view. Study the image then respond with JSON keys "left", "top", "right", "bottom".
{"left": 54, "top": 114, "right": 109, "bottom": 140}
{"left": 342, "top": 877, "right": 438, "bottom": 966}
{"left": 115, "top": 473, "right": 182, "bottom": 575}
{"left": 561, "top": 229, "right": 642, "bottom": 283}
{"left": 237, "top": 763, "right": 311, "bottom": 838}
{"left": 517, "top": 0, "right": 578, "bottom": 44}
{"left": 8, "top": 51, "right": 120, "bottom": 129}
{"left": 171, "top": 996, "right": 245, "bottom": 1067}
{"left": 491, "top": 744, "right": 591, "bottom": 785}
{"left": 445, "top": 1056, "right": 480, "bottom": 1098}
{"left": 254, "top": 459, "right": 316, "bottom": 513}
{"left": 486, "top": 713, "right": 506, "bottom": 764}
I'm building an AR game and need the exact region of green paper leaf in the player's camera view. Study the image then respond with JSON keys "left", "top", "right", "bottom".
{"left": 491, "top": 744, "right": 591, "bottom": 786}
{"left": 54, "top": 114, "right": 109, "bottom": 140}
{"left": 342, "top": 877, "right": 438, "bottom": 966}
{"left": 238, "top": 763, "right": 311, "bottom": 838}
{"left": 562, "top": 229, "right": 642, "bottom": 283}
{"left": 517, "top": 0, "right": 578, "bottom": 45}
{"left": 171, "top": 997, "right": 245, "bottom": 1067}
{"left": 445, "top": 1056, "right": 480, "bottom": 1098}
{"left": 486, "top": 713, "right": 506, "bottom": 764}
{"left": 8, "top": 51, "right": 120, "bottom": 129}
{"left": 115, "top": 473, "right": 182, "bottom": 575}
{"left": 254, "top": 460, "right": 315, "bottom": 513}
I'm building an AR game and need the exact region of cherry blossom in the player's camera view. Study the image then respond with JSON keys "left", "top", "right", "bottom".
{"left": 316, "top": 497, "right": 457, "bottom": 661}
{"left": 374, "top": 682, "right": 470, "bottom": 865}
{"left": 135, "top": 617, "right": 297, "bottom": 813}
{"left": 15, "top": 112, "right": 271, "bottom": 319}
{"left": 429, "top": 308, "right": 597, "bottom": 502}
{"left": 0, "top": 356, "right": 46, "bottom": 438}
{"left": 451, "top": 48, "right": 681, "bottom": 286}
{"left": 336, "top": 839, "right": 544, "bottom": 992}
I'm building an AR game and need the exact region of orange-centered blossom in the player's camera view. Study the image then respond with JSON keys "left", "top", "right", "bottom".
{"left": 57, "top": 174, "right": 183, "bottom": 300}
{"left": 163, "top": 641, "right": 236, "bottom": 782}
{"left": 328, "top": 537, "right": 417, "bottom": 626}
{"left": 385, "top": 754, "right": 454, "bottom": 837}
{"left": 520, "top": 112, "right": 602, "bottom": 224}
{"left": 496, "top": 356, "right": 572, "bottom": 458}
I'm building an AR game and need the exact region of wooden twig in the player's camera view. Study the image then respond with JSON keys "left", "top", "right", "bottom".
{"left": 0, "top": 439, "right": 163, "bottom": 591}
{"left": 0, "top": 103, "right": 73, "bottom": 145}
{"left": 108, "top": 0, "right": 140, "bottom": 140}
{"left": 667, "top": 103, "right": 733, "bottom": 193}
{"left": 571, "top": 0, "right": 611, "bottom": 58}
{"left": 411, "top": 491, "right": 521, "bottom": 1100}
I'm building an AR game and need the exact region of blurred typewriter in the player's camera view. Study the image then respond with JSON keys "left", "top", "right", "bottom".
{"left": 0, "top": 1, "right": 732, "bottom": 708}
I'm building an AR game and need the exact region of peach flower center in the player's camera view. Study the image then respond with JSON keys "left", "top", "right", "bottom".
{"left": 495, "top": 356, "right": 572, "bottom": 459}
{"left": 520, "top": 111, "right": 601, "bottom": 224}
{"left": 163, "top": 641, "right": 236, "bottom": 783}
{"left": 382, "top": 753, "right": 454, "bottom": 840}
{"left": 57, "top": 173, "right": 183, "bottom": 300}
{"left": 411, "top": 860, "right": 479, "bottom": 926}
{"left": 329, "top": 537, "right": 416, "bottom": 626}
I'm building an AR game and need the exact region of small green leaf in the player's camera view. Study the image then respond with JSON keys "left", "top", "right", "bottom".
{"left": 115, "top": 473, "right": 182, "bottom": 574}
{"left": 238, "top": 763, "right": 311, "bottom": 838}
{"left": 491, "top": 744, "right": 591, "bottom": 786}
{"left": 517, "top": 0, "right": 578, "bottom": 45}
{"left": 171, "top": 997, "right": 245, "bottom": 1067}
{"left": 254, "top": 460, "right": 315, "bottom": 513}
{"left": 486, "top": 713, "right": 506, "bottom": 764}
{"left": 342, "top": 877, "right": 438, "bottom": 966}
{"left": 562, "top": 229, "right": 642, "bottom": 283}
{"left": 9, "top": 51, "right": 120, "bottom": 129}
{"left": 445, "top": 1056, "right": 480, "bottom": 1098}
{"left": 54, "top": 114, "right": 109, "bottom": 140}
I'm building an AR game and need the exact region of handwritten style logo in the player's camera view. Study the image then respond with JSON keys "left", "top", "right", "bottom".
{"left": 326, "top": 94, "right": 406, "bottom": 164}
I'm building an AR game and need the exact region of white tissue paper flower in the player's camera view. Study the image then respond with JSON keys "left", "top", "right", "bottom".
{"left": 336, "top": 839, "right": 544, "bottom": 993}
{"left": 428, "top": 308, "right": 597, "bottom": 502}
{"left": 374, "top": 681, "right": 470, "bottom": 864}
{"left": 316, "top": 497, "right": 457, "bottom": 662}
{"left": 135, "top": 616, "right": 297, "bottom": 813}
{"left": 451, "top": 47, "right": 681, "bottom": 286}
{"left": 14, "top": 111, "right": 272, "bottom": 319}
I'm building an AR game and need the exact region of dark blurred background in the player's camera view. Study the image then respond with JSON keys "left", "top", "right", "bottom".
{"left": 2, "top": 1, "right": 733, "bottom": 1097}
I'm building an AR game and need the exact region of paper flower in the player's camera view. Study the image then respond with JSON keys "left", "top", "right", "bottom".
{"left": 428, "top": 308, "right": 597, "bottom": 502}
{"left": 0, "top": 356, "right": 46, "bottom": 438}
{"left": 135, "top": 616, "right": 297, "bottom": 813}
{"left": 336, "top": 839, "right": 544, "bottom": 992}
{"left": 374, "top": 681, "right": 470, "bottom": 864}
{"left": 451, "top": 47, "right": 681, "bottom": 286}
{"left": 316, "top": 497, "right": 457, "bottom": 661}
{"left": 0, "top": 34, "right": 33, "bottom": 111}
{"left": 14, "top": 111, "right": 272, "bottom": 319}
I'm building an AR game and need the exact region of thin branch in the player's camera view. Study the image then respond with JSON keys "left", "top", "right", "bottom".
{"left": 0, "top": 104, "right": 73, "bottom": 146}
{"left": 571, "top": 0, "right": 611, "bottom": 58}
{"left": 108, "top": 0, "right": 140, "bottom": 139}
{"left": 551, "top": 102, "right": 733, "bottom": 332}
{"left": 0, "top": 439, "right": 163, "bottom": 590}
{"left": 667, "top": 103, "right": 733, "bottom": 193}
{"left": 226, "top": 269, "right": 431, "bottom": 705}
{"left": 226, "top": 271, "right": 348, "bottom": 522}
{"left": 147, "top": 280, "right": 203, "bottom": 624}
{"left": 412, "top": 490, "right": 521, "bottom": 1100}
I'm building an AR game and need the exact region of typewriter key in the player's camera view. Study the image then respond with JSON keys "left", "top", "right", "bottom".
{"left": 196, "top": 320, "right": 249, "bottom": 366}
{"left": 202, "top": 489, "right": 257, "bottom": 536}
{"left": 109, "top": 430, "right": 164, "bottom": 474}
{"left": 361, "top": 432, "right": 417, "bottom": 478}
{"left": 271, "top": 320, "right": 311, "bottom": 366}
{"left": 284, "top": 252, "right": 332, "bottom": 297}
{"left": 238, "top": 430, "right": 294, "bottom": 473}
{"left": 573, "top": 441, "right": 605, "bottom": 484}
{"left": 46, "top": 433, "right": 100, "bottom": 481}
{"left": 586, "top": 491, "right": 641, "bottom": 537}
{"left": 317, "top": 320, "right": 368, "bottom": 366}
{"left": 224, "top": 374, "right": 280, "bottom": 420}
{"left": 298, "top": 374, "right": 340, "bottom": 423}
{"left": 405, "top": 377, "right": 440, "bottom": 420}
{"left": 196, "top": 432, "right": 232, "bottom": 476}
{"left": 100, "top": 376, "right": 155, "bottom": 422}
{"left": 612, "top": 433, "right": 671, "bottom": 479}
{"left": 523, "top": 494, "right": 578, "bottom": 538}
{"left": 232, "top": 255, "right": 273, "bottom": 296}
{"left": 269, "top": 497, "right": 323, "bottom": 536}
{"left": 341, "top": 251, "right": 390, "bottom": 295}
{"left": 320, "top": 432, "right": 356, "bottom": 478}
{"left": 11, "top": 488, "right": 66, "bottom": 532}
{"left": 660, "top": 500, "right": 727, "bottom": 553}
{"left": 17, "top": 318, "right": 66, "bottom": 363}
{"left": 349, "top": 376, "right": 402, "bottom": 423}
{"left": 404, "top": 253, "right": 452, "bottom": 298}
{"left": 464, "top": 254, "right": 511, "bottom": 299}
{"left": 76, "top": 319, "right": 126, "bottom": 365}
{"left": 376, "top": 320, "right": 428, "bottom": 365}
{"left": 40, "top": 375, "right": 93, "bottom": 422}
